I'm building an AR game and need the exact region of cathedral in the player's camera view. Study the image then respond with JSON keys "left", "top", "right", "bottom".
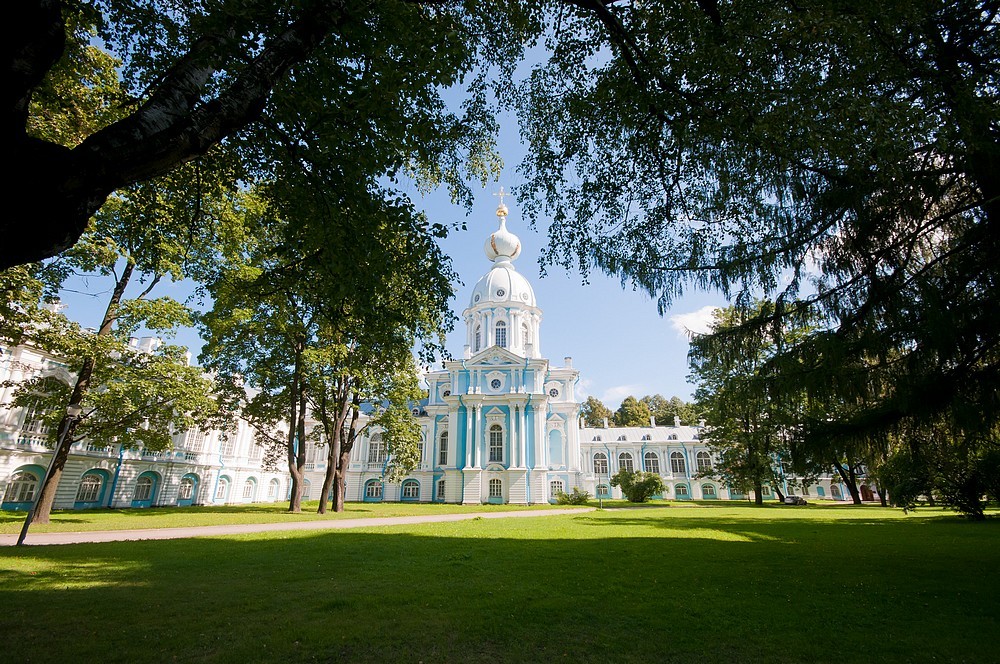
{"left": 0, "top": 200, "right": 859, "bottom": 511}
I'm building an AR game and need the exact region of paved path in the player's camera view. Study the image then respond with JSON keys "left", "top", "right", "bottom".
{"left": 1, "top": 507, "right": 594, "bottom": 547}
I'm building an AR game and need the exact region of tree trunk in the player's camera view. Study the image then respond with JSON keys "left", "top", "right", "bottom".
{"left": 833, "top": 459, "right": 863, "bottom": 504}
{"left": 877, "top": 486, "right": 888, "bottom": 507}
{"left": 753, "top": 480, "right": 764, "bottom": 505}
{"left": 31, "top": 261, "right": 134, "bottom": 524}
{"left": 286, "top": 349, "right": 304, "bottom": 513}
{"left": 333, "top": 450, "right": 350, "bottom": 512}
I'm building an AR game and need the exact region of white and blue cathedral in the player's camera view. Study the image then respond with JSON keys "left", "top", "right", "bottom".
{"left": 0, "top": 200, "right": 863, "bottom": 511}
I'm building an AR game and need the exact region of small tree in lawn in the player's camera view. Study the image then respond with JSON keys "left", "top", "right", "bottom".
{"left": 611, "top": 470, "right": 666, "bottom": 503}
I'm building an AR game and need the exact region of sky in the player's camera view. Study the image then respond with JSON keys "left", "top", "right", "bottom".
{"left": 53, "top": 109, "right": 730, "bottom": 411}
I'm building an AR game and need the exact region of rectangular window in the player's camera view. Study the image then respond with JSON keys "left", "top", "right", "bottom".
{"left": 550, "top": 480, "right": 563, "bottom": 497}
{"left": 436, "top": 479, "right": 446, "bottom": 500}
{"left": 219, "top": 435, "right": 235, "bottom": 457}
{"left": 248, "top": 432, "right": 262, "bottom": 460}
{"left": 438, "top": 433, "right": 448, "bottom": 465}
{"left": 489, "top": 426, "right": 503, "bottom": 463}
{"left": 184, "top": 428, "right": 205, "bottom": 452}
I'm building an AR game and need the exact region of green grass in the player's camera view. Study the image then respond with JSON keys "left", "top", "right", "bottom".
{"left": 1, "top": 504, "right": 998, "bottom": 663}
{"left": 0, "top": 500, "right": 566, "bottom": 534}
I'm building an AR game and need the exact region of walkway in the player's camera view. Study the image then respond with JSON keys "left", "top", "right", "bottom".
{"left": 1, "top": 507, "right": 594, "bottom": 547}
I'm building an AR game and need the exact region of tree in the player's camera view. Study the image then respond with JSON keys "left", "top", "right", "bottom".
{"left": 610, "top": 469, "right": 665, "bottom": 503}
{"left": 875, "top": 419, "right": 1000, "bottom": 520}
{"left": 613, "top": 395, "right": 652, "bottom": 427}
{"left": 517, "top": 0, "right": 1000, "bottom": 449}
{"left": 580, "top": 395, "right": 613, "bottom": 428}
{"left": 200, "top": 180, "right": 455, "bottom": 512}
{"left": 3, "top": 157, "right": 240, "bottom": 524}
{"left": 689, "top": 302, "right": 805, "bottom": 505}
{"left": 641, "top": 394, "right": 700, "bottom": 426}
{"left": 6, "top": 0, "right": 523, "bottom": 268}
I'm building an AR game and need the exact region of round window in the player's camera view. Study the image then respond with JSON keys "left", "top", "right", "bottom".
{"left": 496, "top": 288, "right": 506, "bottom": 297}
{"left": 521, "top": 293, "right": 529, "bottom": 301}
{"left": 442, "top": 389, "right": 451, "bottom": 397}
{"left": 549, "top": 388, "right": 559, "bottom": 398}
{"left": 491, "top": 379, "right": 502, "bottom": 390}
{"left": 474, "top": 294, "right": 481, "bottom": 302}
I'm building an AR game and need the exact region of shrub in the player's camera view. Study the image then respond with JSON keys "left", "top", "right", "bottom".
{"left": 611, "top": 470, "right": 666, "bottom": 503}
{"left": 556, "top": 487, "right": 591, "bottom": 505}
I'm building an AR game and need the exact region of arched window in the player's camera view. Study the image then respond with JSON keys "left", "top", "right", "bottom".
{"left": 644, "top": 452, "right": 661, "bottom": 474}
{"left": 675, "top": 483, "right": 690, "bottom": 498}
{"left": 267, "top": 478, "right": 280, "bottom": 499}
{"left": 670, "top": 452, "right": 686, "bottom": 475}
{"left": 495, "top": 321, "right": 507, "bottom": 348}
{"left": 641, "top": 434, "right": 652, "bottom": 441}
{"left": 489, "top": 424, "right": 503, "bottom": 462}
{"left": 133, "top": 476, "right": 154, "bottom": 502}
{"left": 831, "top": 484, "right": 842, "bottom": 499}
{"left": 668, "top": 434, "right": 678, "bottom": 440}
{"left": 488, "top": 477, "right": 502, "bottom": 498}
{"left": 474, "top": 325, "right": 481, "bottom": 352}
{"left": 242, "top": 478, "right": 256, "bottom": 500}
{"left": 3, "top": 471, "right": 38, "bottom": 504}
{"left": 522, "top": 323, "right": 529, "bottom": 349}
{"left": 593, "top": 452, "right": 608, "bottom": 475}
{"left": 596, "top": 483, "right": 611, "bottom": 499}
{"left": 76, "top": 474, "right": 103, "bottom": 502}
{"left": 401, "top": 479, "right": 420, "bottom": 500}
{"left": 617, "top": 435, "right": 627, "bottom": 441}
{"left": 696, "top": 451, "right": 713, "bottom": 472}
{"left": 364, "top": 479, "right": 383, "bottom": 500}
{"left": 215, "top": 477, "right": 230, "bottom": 501}
{"left": 701, "top": 483, "right": 717, "bottom": 498}
{"left": 368, "top": 433, "right": 386, "bottom": 464}
{"left": 438, "top": 430, "right": 449, "bottom": 465}
{"left": 618, "top": 452, "right": 634, "bottom": 473}
{"left": 550, "top": 480, "right": 564, "bottom": 497}
{"left": 593, "top": 435, "right": 602, "bottom": 441}
{"left": 179, "top": 476, "right": 196, "bottom": 500}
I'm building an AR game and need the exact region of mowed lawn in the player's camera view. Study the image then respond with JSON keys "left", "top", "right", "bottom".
{"left": 1, "top": 503, "right": 997, "bottom": 663}
{"left": 0, "top": 500, "right": 564, "bottom": 534}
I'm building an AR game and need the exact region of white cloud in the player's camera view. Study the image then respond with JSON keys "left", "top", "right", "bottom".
{"left": 601, "top": 384, "right": 645, "bottom": 409}
{"left": 576, "top": 377, "right": 593, "bottom": 400}
{"left": 669, "top": 305, "right": 720, "bottom": 339}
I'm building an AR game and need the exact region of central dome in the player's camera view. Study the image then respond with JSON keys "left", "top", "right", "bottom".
{"left": 469, "top": 263, "right": 536, "bottom": 309}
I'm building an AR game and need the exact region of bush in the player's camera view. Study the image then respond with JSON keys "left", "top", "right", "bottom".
{"left": 611, "top": 470, "right": 666, "bottom": 503}
{"left": 556, "top": 487, "right": 591, "bottom": 505}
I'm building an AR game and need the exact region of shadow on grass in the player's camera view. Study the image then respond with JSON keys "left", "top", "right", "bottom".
{"left": 1, "top": 514, "right": 998, "bottom": 663}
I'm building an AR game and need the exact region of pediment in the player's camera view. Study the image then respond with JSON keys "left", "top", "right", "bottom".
{"left": 467, "top": 345, "right": 523, "bottom": 367}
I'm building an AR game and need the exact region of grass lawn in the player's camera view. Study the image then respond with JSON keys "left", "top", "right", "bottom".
{"left": 0, "top": 500, "right": 567, "bottom": 534}
{"left": 1, "top": 503, "right": 998, "bottom": 663}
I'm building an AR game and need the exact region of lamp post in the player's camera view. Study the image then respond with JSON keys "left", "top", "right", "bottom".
{"left": 16, "top": 403, "right": 83, "bottom": 546}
